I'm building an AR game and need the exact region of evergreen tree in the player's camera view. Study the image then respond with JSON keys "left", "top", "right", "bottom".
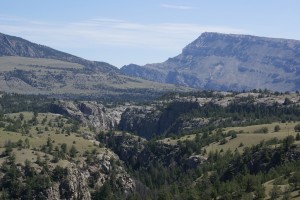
{"left": 294, "top": 123, "right": 300, "bottom": 132}
{"left": 69, "top": 145, "right": 77, "bottom": 158}
{"left": 288, "top": 171, "right": 300, "bottom": 190}
{"left": 274, "top": 125, "right": 281, "bottom": 132}
{"left": 254, "top": 184, "right": 265, "bottom": 199}
{"left": 269, "top": 185, "right": 281, "bottom": 200}
{"left": 296, "top": 132, "right": 300, "bottom": 141}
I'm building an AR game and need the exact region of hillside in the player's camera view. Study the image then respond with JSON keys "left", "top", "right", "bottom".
{"left": 0, "top": 111, "right": 135, "bottom": 199}
{"left": 121, "top": 32, "right": 300, "bottom": 92}
{"left": 0, "top": 32, "right": 117, "bottom": 73}
{"left": 0, "top": 32, "right": 189, "bottom": 101}
{"left": 1, "top": 92, "right": 300, "bottom": 199}
{"left": 2, "top": 32, "right": 300, "bottom": 200}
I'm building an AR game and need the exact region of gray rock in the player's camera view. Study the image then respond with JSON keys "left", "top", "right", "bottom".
{"left": 50, "top": 101, "right": 126, "bottom": 130}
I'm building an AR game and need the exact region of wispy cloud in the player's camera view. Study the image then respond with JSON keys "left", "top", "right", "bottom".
{"left": 160, "top": 4, "right": 193, "bottom": 10}
{"left": 0, "top": 15, "right": 246, "bottom": 48}
{"left": 0, "top": 15, "right": 247, "bottom": 66}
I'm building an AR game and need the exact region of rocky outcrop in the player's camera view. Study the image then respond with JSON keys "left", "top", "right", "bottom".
{"left": 99, "top": 133, "right": 208, "bottom": 173}
{"left": 0, "top": 137, "right": 136, "bottom": 199}
{"left": 50, "top": 92, "right": 300, "bottom": 139}
{"left": 86, "top": 149, "right": 135, "bottom": 194}
{"left": 118, "top": 101, "right": 201, "bottom": 138}
{"left": 118, "top": 106, "right": 161, "bottom": 139}
{"left": 78, "top": 102, "right": 125, "bottom": 130}
{"left": 51, "top": 99, "right": 206, "bottom": 137}
{"left": 59, "top": 164, "right": 91, "bottom": 200}
{"left": 51, "top": 99, "right": 208, "bottom": 138}
{"left": 50, "top": 101, "right": 126, "bottom": 130}
{"left": 46, "top": 183, "right": 61, "bottom": 200}
{"left": 185, "top": 155, "right": 208, "bottom": 169}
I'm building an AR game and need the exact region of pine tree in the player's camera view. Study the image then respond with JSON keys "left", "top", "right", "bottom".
{"left": 274, "top": 125, "right": 281, "bottom": 132}
{"left": 269, "top": 185, "right": 281, "bottom": 200}
{"left": 296, "top": 132, "right": 300, "bottom": 141}
{"left": 69, "top": 145, "right": 77, "bottom": 158}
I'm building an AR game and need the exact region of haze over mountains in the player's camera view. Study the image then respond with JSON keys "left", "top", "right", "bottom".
{"left": 0, "top": 31, "right": 300, "bottom": 100}
{"left": 0, "top": 32, "right": 186, "bottom": 101}
{"left": 122, "top": 32, "right": 300, "bottom": 92}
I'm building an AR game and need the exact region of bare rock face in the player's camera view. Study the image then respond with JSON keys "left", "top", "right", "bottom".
{"left": 45, "top": 163, "right": 91, "bottom": 200}
{"left": 118, "top": 106, "right": 161, "bottom": 139}
{"left": 118, "top": 101, "right": 201, "bottom": 138}
{"left": 50, "top": 92, "right": 300, "bottom": 140}
{"left": 90, "top": 150, "right": 136, "bottom": 194}
{"left": 50, "top": 101, "right": 126, "bottom": 130}
{"left": 43, "top": 163, "right": 91, "bottom": 200}
{"left": 78, "top": 102, "right": 125, "bottom": 130}
{"left": 44, "top": 148, "right": 136, "bottom": 199}
{"left": 43, "top": 149, "right": 135, "bottom": 200}
{"left": 60, "top": 164, "right": 91, "bottom": 200}
{"left": 46, "top": 183, "right": 61, "bottom": 200}
{"left": 186, "top": 155, "right": 208, "bottom": 169}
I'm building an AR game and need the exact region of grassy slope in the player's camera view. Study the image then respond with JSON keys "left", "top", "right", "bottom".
{"left": 0, "top": 56, "right": 84, "bottom": 71}
{"left": 1, "top": 111, "right": 300, "bottom": 198}
{"left": 160, "top": 121, "right": 300, "bottom": 153}
{"left": 0, "top": 112, "right": 102, "bottom": 165}
{"left": 205, "top": 122, "right": 300, "bottom": 153}
{"left": 263, "top": 178, "right": 300, "bottom": 199}
{"left": 0, "top": 56, "right": 190, "bottom": 96}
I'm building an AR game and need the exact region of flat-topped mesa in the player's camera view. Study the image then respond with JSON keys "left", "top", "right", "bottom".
{"left": 121, "top": 32, "right": 300, "bottom": 92}
{"left": 182, "top": 32, "right": 300, "bottom": 56}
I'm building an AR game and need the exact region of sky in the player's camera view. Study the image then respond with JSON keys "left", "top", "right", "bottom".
{"left": 0, "top": 0, "right": 299, "bottom": 68}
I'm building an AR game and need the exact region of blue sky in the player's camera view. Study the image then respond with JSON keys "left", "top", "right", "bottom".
{"left": 0, "top": 0, "right": 299, "bottom": 67}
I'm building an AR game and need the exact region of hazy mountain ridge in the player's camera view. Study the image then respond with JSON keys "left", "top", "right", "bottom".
{"left": 121, "top": 32, "right": 300, "bottom": 91}
{"left": 0, "top": 32, "right": 189, "bottom": 100}
{"left": 0, "top": 32, "right": 117, "bottom": 73}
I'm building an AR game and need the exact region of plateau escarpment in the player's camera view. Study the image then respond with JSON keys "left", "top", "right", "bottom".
{"left": 50, "top": 91, "right": 300, "bottom": 139}
{"left": 122, "top": 32, "right": 300, "bottom": 92}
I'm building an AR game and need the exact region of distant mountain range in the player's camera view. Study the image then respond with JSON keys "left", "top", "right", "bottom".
{"left": 1, "top": 31, "right": 300, "bottom": 99}
{"left": 121, "top": 32, "right": 300, "bottom": 92}
{"left": 0, "top": 32, "right": 187, "bottom": 101}
{"left": 0, "top": 32, "right": 117, "bottom": 73}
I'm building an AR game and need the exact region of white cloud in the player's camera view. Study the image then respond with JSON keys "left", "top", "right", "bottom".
{"left": 0, "top": 15, "right": 247, "bottom": 66}
{"left": 160, "top": 4, "right": 193, "bottom": 10}
{"left": 0, "top": 16, "right": 246, "bottom": 48}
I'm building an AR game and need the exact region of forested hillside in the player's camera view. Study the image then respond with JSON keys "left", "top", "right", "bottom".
{"left": 0, "top": 91, "right": 300, "bottom": 199}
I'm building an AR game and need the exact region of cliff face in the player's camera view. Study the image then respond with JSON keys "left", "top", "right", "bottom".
{"left": 98, "top": 133, "right": 207, "bottom": 174}
{"left": 121, "top": 32, "right": 300, "bottom": 92}
{"left": 53, "top": 164, "right": 91, "bottom": 200}
{"left": 50, "top": 91, "right": 300, "bottom": 140}
{"left": 0, "top": 148, "right": 135, "bottom": 200}
{"left": 118, "top": 106, "right": 161, "bottom": 139}
{"left": 118, "top": 101, "right": 202, "bottom": 139}
{"left": 49, "top": 99, "right": 207, "bottom": 139}
{"left": 50, "top": 101, "right": 126, "bottom": 130}
{"left": 89, "top": 151, "right": 136, "bottom": 194}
